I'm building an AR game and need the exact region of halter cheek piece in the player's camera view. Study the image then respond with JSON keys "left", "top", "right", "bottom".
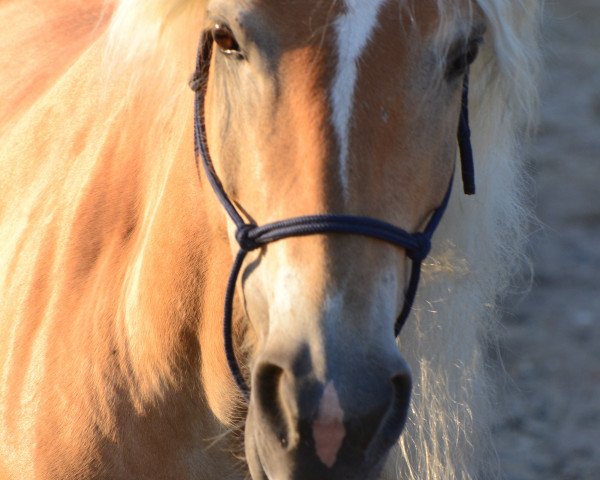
{"left": 190, "top": 34, "right": 475, "bottom": 397}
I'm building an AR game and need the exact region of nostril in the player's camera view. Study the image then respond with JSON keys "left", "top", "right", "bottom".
{"left": 254, "top": 362, "right": 292, "bottom": 449}
{"left": 391, "top": 369, "right": 412, "bottom": 400}
{"left": 381, "top": 370, "right": 412, "bottom": 442}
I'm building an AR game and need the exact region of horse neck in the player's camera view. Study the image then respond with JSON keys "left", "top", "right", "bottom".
{"left": 89, "top": 66, "right": 233, "bottom": 408}
{"left": 0, "top": 34, "right": 232, "bottom": 423}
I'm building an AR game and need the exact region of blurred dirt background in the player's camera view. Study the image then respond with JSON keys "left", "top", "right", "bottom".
{"left": 493, "top": 1, "right": 600, "bottom": 479}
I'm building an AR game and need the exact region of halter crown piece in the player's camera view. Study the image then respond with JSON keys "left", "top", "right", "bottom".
{"left": 191, "top": 35, "right": 476, "bottom": 398}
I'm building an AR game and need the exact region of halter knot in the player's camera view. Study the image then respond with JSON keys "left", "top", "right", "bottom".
{"left": 407, "top": 233, "right": 431, "bottom": 263}
{"left": 236, "top": 224, "right": 260, "bottom": 252}
{"left": 189, "top": 70, "right": 203, "bottom": 93}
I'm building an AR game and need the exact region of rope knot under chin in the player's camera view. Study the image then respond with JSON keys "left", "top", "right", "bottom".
{"left": 407, "top": 233, "right": 431, "bottom": 263}
{"left": 236, "top": 224, "right": 260, "bottom": 252}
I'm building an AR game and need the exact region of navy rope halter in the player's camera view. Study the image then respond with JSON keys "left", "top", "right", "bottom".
{"left": 190, "top": 34, "right": 475, "bottom": 398}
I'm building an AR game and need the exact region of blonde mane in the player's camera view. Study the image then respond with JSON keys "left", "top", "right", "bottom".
{"left": 0, "top": 0, "right": 539, "bottom": 478}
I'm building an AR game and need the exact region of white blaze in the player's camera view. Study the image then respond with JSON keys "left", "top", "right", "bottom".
{"left": 312, "top": 381, "right": 346, "bottom": 467}
{"left": 332, "top": 0, "right": 388, "bottom": 197}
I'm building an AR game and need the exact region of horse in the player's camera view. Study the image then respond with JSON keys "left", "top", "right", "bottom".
{"left": 0, "top": 0, "right": 538, "bottom": 478}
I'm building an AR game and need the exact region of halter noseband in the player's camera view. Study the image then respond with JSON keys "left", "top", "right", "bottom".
{"left": 191, "top": 35, "right": 475, "bottom": 397}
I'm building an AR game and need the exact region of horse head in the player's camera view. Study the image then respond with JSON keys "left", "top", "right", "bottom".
{"left": 197, "top": 1, "right": 485, "bottom": 478}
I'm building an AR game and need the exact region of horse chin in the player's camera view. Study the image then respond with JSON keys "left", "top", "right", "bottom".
{"left": 244, "top": 404, "right": 391, "bottom": 480}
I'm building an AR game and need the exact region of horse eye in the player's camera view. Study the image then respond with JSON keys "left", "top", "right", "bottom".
{"left": 445, "top": 37, "right": 483, "bottom": 80}
{"left": 212, "top": 24, "right": 243, "bottom": 57}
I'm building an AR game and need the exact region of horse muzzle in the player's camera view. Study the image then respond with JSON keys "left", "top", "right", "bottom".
{"left": 244, "top": 343, "right": 412, "bottom": 480}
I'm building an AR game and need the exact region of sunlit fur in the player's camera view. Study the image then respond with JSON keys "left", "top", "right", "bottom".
{"left": 0, "top": 0, "right": 538, "bottom": 478}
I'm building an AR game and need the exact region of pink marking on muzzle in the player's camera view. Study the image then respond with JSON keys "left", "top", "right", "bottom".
{"left": 312, "top": 381, "right": 346, "bottom": 468}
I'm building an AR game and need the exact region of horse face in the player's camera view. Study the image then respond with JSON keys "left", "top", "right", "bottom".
{"left": 202, "top": 0, "right": 483, "bottom": 478}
